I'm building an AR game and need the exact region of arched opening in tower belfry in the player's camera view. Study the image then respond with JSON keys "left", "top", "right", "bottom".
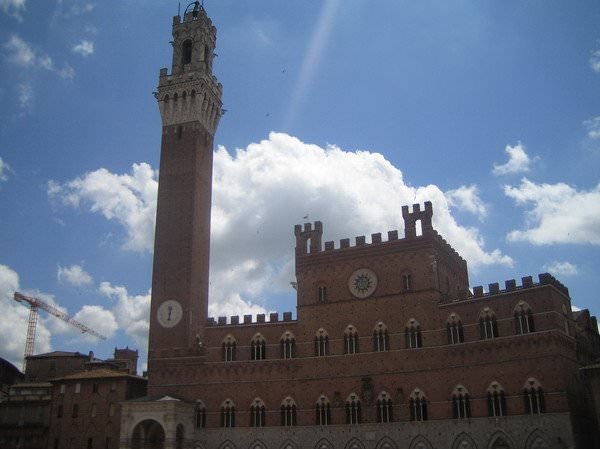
{"left": 131, "top": 419, "right": 165, "bottom": 449}
{"left": 415, "top": 220, "right": 423, "bottom": 237}
{"left": 182, "top": 40, "right": 193, "bottom": 65}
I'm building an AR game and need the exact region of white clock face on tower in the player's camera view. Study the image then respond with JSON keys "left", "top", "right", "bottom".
{"left": 348, "top": 268, "right": 378, "bottom": 299}
{"left": 157, "top": 300, "right": 183, "bottom": 328}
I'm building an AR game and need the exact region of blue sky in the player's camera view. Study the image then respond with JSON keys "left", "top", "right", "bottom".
{"left": 1, "top": 0, "right": 599, "bottom": 371}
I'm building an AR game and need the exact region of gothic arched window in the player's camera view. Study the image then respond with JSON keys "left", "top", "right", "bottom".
{"left": 409, "top": 389, "right": 428, "bottom": 421}
{"left": 344, "top": 325, "right": 359, "bottom": 354}
{"left": 250, "top": 398, "right": 266, "bottom": 427}
{"left": 373, "top": 322, "right": 389, "bottom": 352}
{"left": 514, "top": 301, "right": 535, "bottom": 334}
{"left": 315, "top": 329, "right": 329, "bottom": 356}
{"left": 280, "top": 397, "right": 297, "bottom": 426}
{"left": 345, "top": 393, "right": 361, "bottom": 425}
{"left": 315, "top": 395, "right": 331, "bottom": 426}
{"left": 447, "top": 313, "right": 464, "bottom": 344}
{"left": 250, "top": 334, "right": 266, "bottom": 360}
{"left": 479, "top": 308, "right": 498, "bottom": 340}
{"left": 451, "top": 385, "right": 471, "bottom": 419}
{"left": 195, "top": 401, "right": 206, "bottom": 429}
{"left": 405, "top": 318, "right": 422, "bottom": 348}
{"left": 220, "top": 400, "right": 235, "bottom": 428}
{"left": 376, "top": 391, "right": 393, "bottom": 423}
{"left": 222, "top": 335, "right": 236, "bottom": 362}
{"left": 280, "top": 331, "right": 296, "bottom": 359}
{"left": 523, "top": 378, "right": 545, "bottom": 415}
{"left": 487, "top": 382, "right": 507, "bottom": 417}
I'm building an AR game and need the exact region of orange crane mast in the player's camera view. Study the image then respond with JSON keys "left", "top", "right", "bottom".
{"left": 13, "top": 291, "right": 107, "bottom": 371}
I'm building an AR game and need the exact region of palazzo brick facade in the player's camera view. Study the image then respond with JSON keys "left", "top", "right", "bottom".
{"left": 120, "top": 5, "right": 600, "bottom": 449}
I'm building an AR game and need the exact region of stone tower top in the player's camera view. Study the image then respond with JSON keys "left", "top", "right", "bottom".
{"left": 156, "top": 2, "right": 223, "bottom": 134}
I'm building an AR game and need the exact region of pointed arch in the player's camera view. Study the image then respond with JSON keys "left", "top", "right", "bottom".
{"left": 479, "top": 307, "right": 498, "bottom": 339}
{"left": 344, "top": 437, "right": 366, "bottom": 449}
{"left": 405, "top": 318, "right": 422, "bottom": 348}
{"left": 280, "top": 396, "right": 297, "bottom": 426}
{"left": 249, "top": 397, "right": 266, "bottom": 427}
{"left": 524, "top": 429, "right": 550, "bottom": 449}
{"left": 486, "top": 382, "right": 507, "bottom": 417}
{"left": 487, "top": 431, "right": 515, "bottom": 449}
{"left": 279, "top": 440, "right": 298, "bottom": 449}
{"left": 375, "top": 436, "right": 398, "bottom": 449}
{"left": 315, "top": 328, "right": 330, "bottom": 356}
{"left": 376, "top": 391, "right": 393, "bottom": 423}
{"left": 217, "top": 440, "right": 237, "bottom": 449}
{"left": 514, "top": 301, "right": 535, "bottom": 334}
{"left": 222, "top": 334, "right": 237, "bottom": 362}
{"left": 409, "top": 435, "right": 434, "bottom": 449}
{"left": 250, "top": 333, "right": 266, "bottom": 360}
{"left": 315, "top": 394, "right": 331, "bottom": 425}
{"left": 447, "top": 313, "right": 464, "bottom": 344}
{"left": 451, "top": 384, "right": 471, "bottom": 419}
{"left": 248, "top": 440, "right": 268, "bottom": 449}
{"left": 523, "top": 378, "right": 545, "bottom": 415}
{"left": 345, "top": 392, "right": 361, "bottom": 424}
{"left": 314, "top": 439, "right": 334, "bottom": 449}
{"left": 280, "top": 330, "right": 296, "bottom": 359}
{"left": 452, "top": 433, "right": 477, "bottom": 449}
{"left": 344, "top": 324, "right": 359, "bottom": 354}
{"left": 220, "top": 399, "right": 235, "bottom": 428}
{"left": 409, "top": 388, "right": 428, "bottom": 421}
{"left": 373, "top": 321, "right": 390, "bottom": 351}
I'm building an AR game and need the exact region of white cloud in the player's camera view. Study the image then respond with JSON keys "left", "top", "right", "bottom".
{"left": 48, "top": 163, "right": 158, "bottom": 252}
{"left": 543, "top": 261, "right": 578, "bottom": 277}
{"left": 0, "top": 264, "right": 52, "bottom": 368}
{"left": 584, "top": 116, "right": 600, "bottom": 140}
{"left": 73, "top": 40, "right": 94, "bottom": 57}
{"left": 0, "top": 0, "right": 26, "bottom": 20}
{"left": 98, "top": 282, "right": 150, "bottom": 347}
{"left": 492, "top": 143, "right": 536, "bottom": 176}
{"left": 57, "top": 264, "right": 93, "bottom": 287}
{"left": 72, "top": 305, "right": 118, "bottom": 340}
{"left": 591, "top": 48, "right": 600, "bottom": 73}
{"left": 0, "top": 157, "right": 11, "bottom": 182}
{"left": 50, "top": 133, "right": 513, "bottom": 318}
{"left": 445, "top": 184, "right": 488, "bottom": 221}
{"left": 17, "top": 82, "right": 33, "bottom": 110}
{"left": 4, "top": 34, "right": 75, "bottom": 79}
{"left": 505, "top": 178, "right": 600, "bottom": 245}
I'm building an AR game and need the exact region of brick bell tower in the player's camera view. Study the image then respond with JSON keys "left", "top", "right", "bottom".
{"left": 148, "top": 2, "right": 222, "bottom": 376}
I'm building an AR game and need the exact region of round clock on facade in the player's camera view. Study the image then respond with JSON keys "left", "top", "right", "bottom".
{"left": 157, "top": 300, "right": 183, "bottom": 328}
{"left": 348, "top": 268, "right": 378, "bottom": 299}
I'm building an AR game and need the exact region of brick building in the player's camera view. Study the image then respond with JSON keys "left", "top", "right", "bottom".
{"left": 120, "top": 4, "right": 600, "bottom": 449}
{"left": 48, "top": 368, "right": 146, "bottom": 449}
{"left": 0, "top": 348, "right": 144, "bottom": 449}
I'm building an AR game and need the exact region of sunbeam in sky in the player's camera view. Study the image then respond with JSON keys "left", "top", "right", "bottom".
{"left": 283, "top": 0, "right": 343, "bottom": 130}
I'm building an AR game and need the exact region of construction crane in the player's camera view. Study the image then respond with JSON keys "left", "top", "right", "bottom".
{"left": 13, "top": 291, "right": 107, "bottom": 371}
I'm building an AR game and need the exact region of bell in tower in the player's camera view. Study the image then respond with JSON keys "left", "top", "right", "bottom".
{"left": 147, "top": 1, "right": 223, "bottom": 376}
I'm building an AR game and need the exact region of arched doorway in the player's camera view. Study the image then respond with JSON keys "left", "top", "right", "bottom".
{"left": 131, "top": 419, "right": 165, "bottom": 449}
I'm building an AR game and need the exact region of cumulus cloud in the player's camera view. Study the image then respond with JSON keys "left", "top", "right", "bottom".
{"left": 591, "top": 48, "right": 600, "bottom": 73}
{"left": 0, "top": 264, "right": 52, "bottom": 368}
{"left": 98, "top": 282, "right": 150, "bottom": 347}
{"left": 72, "top": 305, "right": 118, "bottom": 340}
{"left": 445, "top": 185, "right": 488, "bottom": 221}
{"left": 48, "top": 163, "right": 158, "bottom": 252}
{"left": 3, "top": 34, "right": 74, "bottom": 79}
{"left": 0, "top": 0, "right": 26, "bottom": 20}
{"left": 504, "top": 178, "right": 600, "bottom": 245}
{"left": 73, "top": 40, "right": 94, "bottom": 57}
{"left": 543, "top": 261, "right": 578, "bottom": 277}
{"left": 492, "top": 143, "right": 536, "bottom": 176}
{"left": 584, "top": 116, "right": 600, "bottom": 140}
{"left": 0, "top": 157, "right": 11, "bottom": 182}
{"left": 50, "top": 133, "right": 513, "bottom": 318}
{"left": 57, "top": 264, "right": 93, "bottom": 287}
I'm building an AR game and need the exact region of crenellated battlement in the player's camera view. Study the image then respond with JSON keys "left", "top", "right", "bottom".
{"left": 294, "top": 202, "right": 464, "bottom": 264}
{"left": 460, "top": 273, "right": 570, "bottom": 303}
{"left": 206, "top": 311, "right": 295, "bottom": 327}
